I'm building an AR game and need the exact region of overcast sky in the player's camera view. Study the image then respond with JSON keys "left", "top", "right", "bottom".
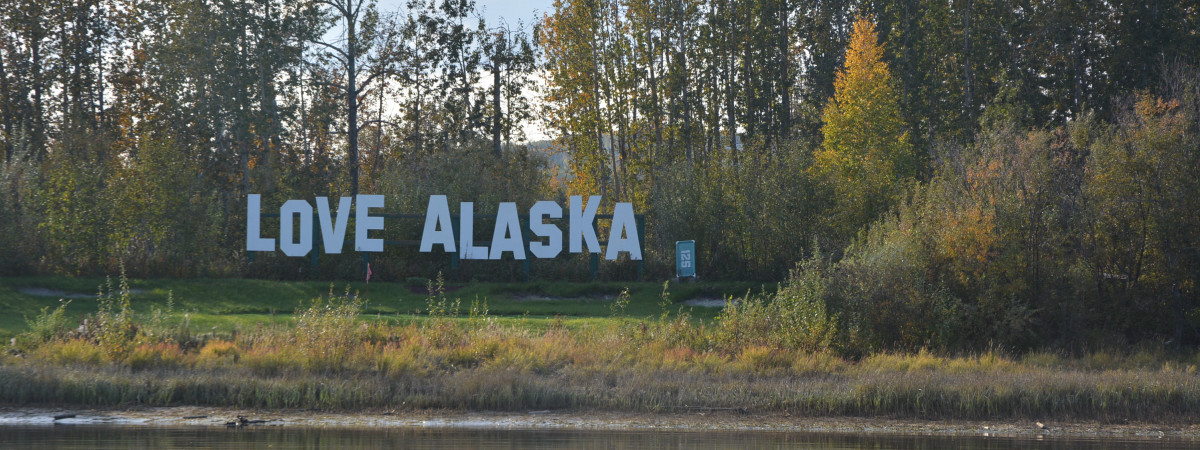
{"left": 374, "top": 0, "right": 556, "bottom": 28}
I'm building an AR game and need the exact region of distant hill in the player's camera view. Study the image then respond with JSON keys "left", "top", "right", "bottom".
{"left": 523, "top": 139, "right": 569, "bottom": 180}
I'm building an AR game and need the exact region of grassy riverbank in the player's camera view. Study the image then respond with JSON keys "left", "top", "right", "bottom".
{"left": 4, "top": 350, "right": 1200, "bottom": 422}
{"left": 2, "top": 275, "right": 1199, "bottom": 422}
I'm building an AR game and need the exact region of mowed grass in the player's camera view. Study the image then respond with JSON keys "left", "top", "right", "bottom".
{"left": 0, "top": 276, "right": 764, "bottom": 339}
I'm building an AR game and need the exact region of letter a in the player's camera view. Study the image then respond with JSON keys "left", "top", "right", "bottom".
{"left": 605, "top": 202, "right": 642, "bottom": 260}
{"left": 490, "top": 202, "right": 526, "bottom": 260}
{"left": 420, "top": 195, "right": 456, "bottom": 253}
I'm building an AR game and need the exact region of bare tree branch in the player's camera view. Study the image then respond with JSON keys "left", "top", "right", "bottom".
{"left": 313, "top": 0, "right": 349, "bottom": 17}
{"left": 354, "top": 69, "right": 392, "bottom": 96}
{"left": 309, "top": 39, "right": 350, "bottom": 62}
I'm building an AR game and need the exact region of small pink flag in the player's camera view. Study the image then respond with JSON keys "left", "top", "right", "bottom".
{"left": 366, "top": 263, "right": 373, "bottom": 283}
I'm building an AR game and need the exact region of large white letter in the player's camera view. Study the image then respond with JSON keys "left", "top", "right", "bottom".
{"left": 355, "top": 194, "right": 385, "bottom": 252}
{"left": 459, "top": 202, "right": 489, "bottom": 259}
{"left": 316, "top": 197, "right": 352, "bottom": 254}
{"left": 420, "top": 195, "right": 456, "bottom": 253}
{"left": 528, "top": 201, "right": 562, "bottom": 259}
{"left": 569, "top": 195, "right": 602, "bottom": 253}
{"left": 605, "top": 202, "right": 642, "bottom": 260}
{"left": 246, "top": 194, "right": 275, "bottom": 252}
{"left": 490, "top": 202, "right": 526, "bottom": 260}
{"left": 279, "top": 199, "right": 313, "bottom": 257}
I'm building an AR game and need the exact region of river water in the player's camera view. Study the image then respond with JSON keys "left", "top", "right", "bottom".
{"left": 1, "top": 425, "right": 1194, "bottom": 449}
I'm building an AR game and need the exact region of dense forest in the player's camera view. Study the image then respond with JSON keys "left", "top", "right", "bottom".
{"left": 2, "top": 0, "right": 1199, "bottom": 350}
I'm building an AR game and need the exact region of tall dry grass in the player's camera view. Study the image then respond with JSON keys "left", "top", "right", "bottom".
{"left": 2, "top": 277, "right": 1199, "bottom": 421}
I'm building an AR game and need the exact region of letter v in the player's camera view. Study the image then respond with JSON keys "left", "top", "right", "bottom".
{"left": 316, "top": 196, "right": 352, "bottom": 254}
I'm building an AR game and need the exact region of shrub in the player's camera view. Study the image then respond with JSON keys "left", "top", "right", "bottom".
{"left": 125, "top": 342, "right": 185, "bottom": 370}
{"left": 31, "top": 339, "right": 105, "bottom": 366}
{"left": 710, "top": 255, "right": 837, "bottom": 354}
{"left": 196, "top": 340, "right": 241, "bottom": 367}
{"left": 11, "top": 300, "right": 73, "bottom": 352}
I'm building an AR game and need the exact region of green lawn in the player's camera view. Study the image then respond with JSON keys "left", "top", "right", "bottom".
{"left": 0, "top": 276, "right": 771, "bottom": 339}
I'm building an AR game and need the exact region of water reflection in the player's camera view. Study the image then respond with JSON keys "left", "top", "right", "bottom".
{"left": 0, "top": 425, "right": 1193, "bottom": 449}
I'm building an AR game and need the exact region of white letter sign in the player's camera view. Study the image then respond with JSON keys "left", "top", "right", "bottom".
{"left": 605, "top": 202, "right": 642, "bottom": 260}
{"left": 279, "top": 199, "right": 313, "bottom": 257}
{"left": 355, "top": 195, "right": 385, "bottom": 252}
{"left": 528, "top": 201, "right": 562, "bottom": 259}
{"left": 246, "top": 194, "right": 275, "bottom": 252}
{"left": 420, "top": 195, "right": 456, "bottom": 253}
{"left": 490, "top": 202, "right": 526, "bottom": 260}
{"left": 316, "top": 197, "right": 351, "bottom": 254}
{"left": 569, "top": 195, "right": 602, "bottom": 254}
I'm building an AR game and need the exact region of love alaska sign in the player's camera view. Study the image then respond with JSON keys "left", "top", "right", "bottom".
{"left": 246, "top": 194, "right": 642, "bottom": 261}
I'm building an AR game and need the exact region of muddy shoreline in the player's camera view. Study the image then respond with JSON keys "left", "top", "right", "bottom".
{"left": 1, "top": 406, "right": 1196, "bottom": 440}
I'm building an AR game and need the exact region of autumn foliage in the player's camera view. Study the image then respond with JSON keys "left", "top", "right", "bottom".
{"left": 2, "top": 0, "right": 1200, "bottom": 351}
{"left": 814, "top": 17, "right": 915, "bottom": 244}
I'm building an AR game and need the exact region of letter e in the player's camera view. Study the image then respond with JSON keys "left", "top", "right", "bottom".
{"left": 355, "top": 195, "right": 385, "bottom": 252}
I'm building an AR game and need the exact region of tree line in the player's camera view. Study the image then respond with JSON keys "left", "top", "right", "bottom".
{"left": 1, "top": 0, "right": 541, "bottom": 276}
{"left": 2, "top": 0, "right": 1199, "bottom": 349}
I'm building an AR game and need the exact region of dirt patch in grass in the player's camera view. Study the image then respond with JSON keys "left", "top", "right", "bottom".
{"left": 509, "top": 295, "right": 616, "bottom": 302}
{"left": 18, "top": 288, "right": 144, "bottom": 299}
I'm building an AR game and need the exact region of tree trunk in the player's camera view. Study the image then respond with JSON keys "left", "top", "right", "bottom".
{"left": 0, "top": 52, "right": 12, "bottom": 164}
{"left": 962, "top": 0, "right": 974, "bottom": 128}
{"left": 372, "top": 83, "right": 384, "bottom": 185}
{"left": 32, "top": 28, "right": 44, "bottom": 157}
{"left": 492, "top": 59, "right": 502, "bottom": 158}
{"left": 412, "top": 75, "right": 423, "bottom": 155}
{"left": 347, "top": 5, "right": 360, "bottom": 197}
{"left": 778, "top": 1, "right": 791, "bottom": 141}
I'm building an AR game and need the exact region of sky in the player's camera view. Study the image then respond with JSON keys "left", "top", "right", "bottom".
{"left": 374, "top": 0, "right": 557, "bottom": 29}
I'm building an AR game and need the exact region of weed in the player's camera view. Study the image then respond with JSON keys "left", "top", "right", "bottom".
{"left": 658, "top": 281, "right": 672, "bottom": 321}
{"left": 425, "top": 272, "right": 460, "bottom": 318}
{"left": 609, "top": 287, "right": 631, "bottom": 317}
{"left": 95, "top": 267, "right": 138, "bottom": 360}
{"left": 12, "top": 299, "right": 73, "bottom": 351}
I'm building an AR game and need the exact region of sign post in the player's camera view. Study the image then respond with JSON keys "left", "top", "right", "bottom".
{"left": 675, "top": 240, "right": 696, "bottom": 280}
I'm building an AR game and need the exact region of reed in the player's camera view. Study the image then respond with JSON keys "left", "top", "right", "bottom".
{"left": 3, "top": 279, "right": 1199, "bottom": 422}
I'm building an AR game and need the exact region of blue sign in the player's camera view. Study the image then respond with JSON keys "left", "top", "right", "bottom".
{"left": 676, "top": 240, "right": 696, "bottom": 278}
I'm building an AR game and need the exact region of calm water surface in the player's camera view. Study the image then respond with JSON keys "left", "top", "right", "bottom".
{"left": 0, "top": 425, "right": 1193, "bottom": 449}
